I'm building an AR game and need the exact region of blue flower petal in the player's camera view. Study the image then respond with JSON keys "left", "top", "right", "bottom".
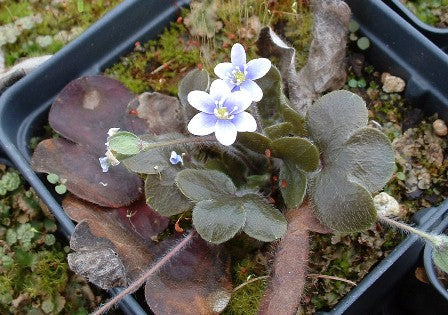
{"left": 223, "top": 90, "right": 252, "bottom": 114}
{"left": 188, "top": 112, "right": 217, "bottom": 136}
{"left": 246, "top": 58, "right": 271, "bottom": 80}
{"left": 239, "top": 80, "right": 263, "bottom": 102}
{"left": 209, "top": 79, "right": 232, "bottom": 103}
{"left": 215, "top": 119, "right": 237, "bottom": 146}
{"left": 232, "top": 112, "right": 257, "bottom": 132}
{"left": 231, "top": 43, "right": 246, "bottom": 69}
{"left": 170, "top": 151, "right": 183, "bottom": 165}
{"left": 99, "top": 156, "right": 110, "bottom": 172}
{"left": 187, "top": 91, "right": 216, "bottom": 114}
{"left": 214, "top": 62, "right": 234, "bottom": 81}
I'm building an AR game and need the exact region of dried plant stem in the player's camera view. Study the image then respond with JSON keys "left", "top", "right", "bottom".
{"left": 308, "top": 273, "right": 357, "bottom": 286}
{"left": 92, "top": 231, "right": 195, "bottom": 315}
{"left": 232, "top": 276, "right": 269, "bottom": 293}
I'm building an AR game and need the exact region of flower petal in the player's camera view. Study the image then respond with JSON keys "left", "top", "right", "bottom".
{"left": 209, "top": 79, "right": 232, "bottom": 102}
{"left": 188, "top": 113, "right": 217, "bottom": 136}
{"left": 239, "top": 80, "right": 263, "bottom": 102}
{"left": 246, "top": 58, "right": 271, "bottom": 80}
{"left": 231, "top": 43, "right": 246, "bottom": 69}
{"left": 215, "top": 120, "right": 237, "bottom": 146}
{"left": 223, "top": 90, "right": 252, "bottom": 114}
{"left": 187, "top": 91, "right": 215, "bottom": 114}
{"left": 232, "top": 112, "right": 257, "bottom": 132}
{"left": 214, "top": 62, "right": 234, "bottom": 80}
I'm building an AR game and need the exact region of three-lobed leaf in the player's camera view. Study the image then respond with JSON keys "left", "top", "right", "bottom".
{"left": 279, "top": 162, "right": 307, "bottom": 209}
{"left": 271, "top": 137, "right": 320, "bottom": 172}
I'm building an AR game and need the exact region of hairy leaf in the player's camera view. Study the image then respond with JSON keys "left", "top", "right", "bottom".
{"left": 122, "top": 133, "right": 188, "bottom": 175}
{"left": 31, "top": 138, "right": 142, "bottom": 208}
{"left": 176, "top": 169, "right": 236, "bottom": 202}
{"left": 279, "top": 162, "right": 307, "bottom": 209}
{"left": 433, "top": 239, "right": 448, "bottom": 274}
{"left": 126, "top": 92, "right": 185, "bottom": 135}
{"left": 281, "top": 107, "right": 307, "bottom": 137}
{"left": 271, "top": 137, "right": 320, "bottom": 172}
{"left": 145, "top": 167, "right": 193, "bottom": 216}
{"left": 108, "top": 131, "right": 141, "bottom": 155}
{"left": 264, "top": 122, "right": 293, "bottom": 140}
{"left": 241, "top": 194, "right": 287, "bottom": 242}
{"left": 49, "top": 76, "right": 136, "bottom": 155}
{"left": 236, "top": 132, "right": 272, "bottom": 155}
{"left": 193, "top": 197, "right": 246, "bottom": 244}
{"left": 145, "top": 233, "right": 232, "bottom": 314}
{"left": 306, "top": 90, "right": 368, "bottom": 154}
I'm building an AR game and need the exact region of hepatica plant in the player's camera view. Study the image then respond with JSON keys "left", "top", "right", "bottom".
{"left": 104, "top": 42, "right": 395, "bottom": 243}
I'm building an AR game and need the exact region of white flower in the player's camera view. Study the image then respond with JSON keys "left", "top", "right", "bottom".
{"left": 187, "top": 80, "right": 256, "bottom": 146}
{"left": 214, "top": 43, "right": 271, "bottom": 102}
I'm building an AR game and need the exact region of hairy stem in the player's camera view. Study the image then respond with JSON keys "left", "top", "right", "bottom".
{"left": 92, "top": 231, "right": 195, "bottom": 315}
{"left": 378, "top": 214, "right": 439, "bottom": 244}
{"left": 141, "top": 135, "right": 216, "bottom": 151}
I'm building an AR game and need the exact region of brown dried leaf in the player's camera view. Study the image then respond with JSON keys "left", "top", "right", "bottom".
{"left": 31, "top": 138, "right": 142, "bottom": 208}
{"left": 127, "top": 92, "right": 185, "bottom": 135}
{"left": 145, "top": 233, "right": 233, "bottom": 315}
{"left": 67, "top": 221, "right": 127, "bottom": 289}
{"left": 256, "top": 0, "right": 350, "bottom": 116}
{"left": 259, "top": 201, "right": 331, "bottom": 314}
{"left": 63, "top": 195, "right": 155, "bottom": 282}
{"left": 49, "top": 76, "right": 136, "bottom": 155}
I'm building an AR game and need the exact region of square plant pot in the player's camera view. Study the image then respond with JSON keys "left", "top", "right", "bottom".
{"left": 0, "top": 0, "right": 447, "bottom": 313}
{"left": 384, "top": 0, "right": 448, "bottom": 53}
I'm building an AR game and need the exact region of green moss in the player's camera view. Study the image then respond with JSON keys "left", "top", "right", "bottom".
{"left": 403, "top": 0, "right": 448, "bottom": 28}
{"left": 0, "top": 164, "right": 103, "bottom": 314}
{"left": 1, "top": 0, "right": 122, "bottom": 66}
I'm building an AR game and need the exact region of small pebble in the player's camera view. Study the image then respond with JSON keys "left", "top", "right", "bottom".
{"left": 374, "top": 192, "right": 401, "bottom": 217}
{"left": 381, "top": 72, "right": 406, "bottom": 93}
{"left": 433, "top": 119, "right": 447, "bottom": 136}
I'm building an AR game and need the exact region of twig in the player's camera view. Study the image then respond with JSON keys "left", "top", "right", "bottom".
{"left": 92, "top": 231, "right": 195, "bottom": 315}
{"left": 150, "top": 60, "right": 174, "bottom": 75}
{"left": 232, "top": 276, "right": 269, "bottom": 293}
{"left": 308, "top": 273, "right": 357, "bottom": 286}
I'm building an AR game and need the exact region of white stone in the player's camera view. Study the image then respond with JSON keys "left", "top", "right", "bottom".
{"left": 381, "top": 72, "right": 406, "bottom": 93}
{"left": 374, "top": 192, "right": 401, "bottom": 217}
{"left": 433, "top": 119, "right": 447, "bottom": 137}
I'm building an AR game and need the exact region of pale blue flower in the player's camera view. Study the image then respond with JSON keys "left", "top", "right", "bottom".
{"left": 170, "top": 151, "right": 183, "bottom": 165}
{"left": 214, "top": 43, "right": 271, "bottom": 102}
{"left": 187, "top": 80, "right": 257, "bottom": 146}
{"left": 99, "top": 156, "right": 110, "bottom": 173}
{"left": 99, "top": 150, "right": 120, "bottom": 173}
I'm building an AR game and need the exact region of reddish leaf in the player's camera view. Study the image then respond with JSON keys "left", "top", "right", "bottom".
{"left": 31, "top": 138, "right": 142, "bottom": 208}
{"left": 49, "top": 76, "right": 137, "bottom": 154}
{"left": 109, "top": 197, "right": 170, "bottom": 242}
{"left": 63, "top": 195, "right": 156, "bottom": 282}
{"left": 259, "top": 200, "right": 331, "bottom": 314}
{"left": 145, "top": 233, "right": 233, "bottom": 314}
{"left": 126, "top": 92, "right": 185, "bottom": 135}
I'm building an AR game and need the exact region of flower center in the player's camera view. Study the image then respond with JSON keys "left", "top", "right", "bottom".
{"left": 214, "top": 102, "right": 238, "bottom": 120}
{"left": 234, "top": 70, "right": 246, "bottom": 85}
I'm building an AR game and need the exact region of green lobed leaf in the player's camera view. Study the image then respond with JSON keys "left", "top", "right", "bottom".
{"left": 236, "top": 132, "right": 272, "bottom": 155}
{"left": 47, "top": 173, "right": 59, "bottom": 184}
{"left": 122, "top": 133, "right": 187, "bottom": 174}
{"left": 241, "top": 194, "right": 287, "bottom": 242}
{"left": 271, "top": 137, "right": 320, "bottom": 172}
{"left": 55, "top": 184, "right": 67, "bottom": 195}
{"left": 145, "top": 167, "right": 193, "bottom": 216}
{"left": 193, "top": 196, "right": 246, "bottom": 244}
{"left": 306, "top": 90, "right": 368, "bottom": 154}
{"left": 176, "top": 169, "right": 236, "bottom": 202}
{"left": 433, "top": 239, "right": 448, "bottom": 274}
{"left": 178, "top": 69, "right": 210, "bottom": 121}
{"left": 340, "top": 127, "right": 395, "bottom": 193}
{"left": 264, "top": 122, "right": 293, "bottom": 140}
{"left": 279, "top": 162, "right": 307, "bottom": 209}
{"left": 108, "top": 131, "right": 141, "bottom": 155}
{"left": 281, "top": 107, "right": 307, "bottom": 137}
{"left": 310, "top": 171, "right": 377, "bottom": 232}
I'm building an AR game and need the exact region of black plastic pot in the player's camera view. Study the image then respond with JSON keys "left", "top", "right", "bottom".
{"left": 424, "top": 209, "right": 448, "bottom": 301}
{"left": 0, "top": 0, "right": 447, "bottom": 314}
{"left": 0, "top": 0, "right": 188, "bottom": 314}
{"left": 384, "top": 0, "right": 448, "bottom": 53}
